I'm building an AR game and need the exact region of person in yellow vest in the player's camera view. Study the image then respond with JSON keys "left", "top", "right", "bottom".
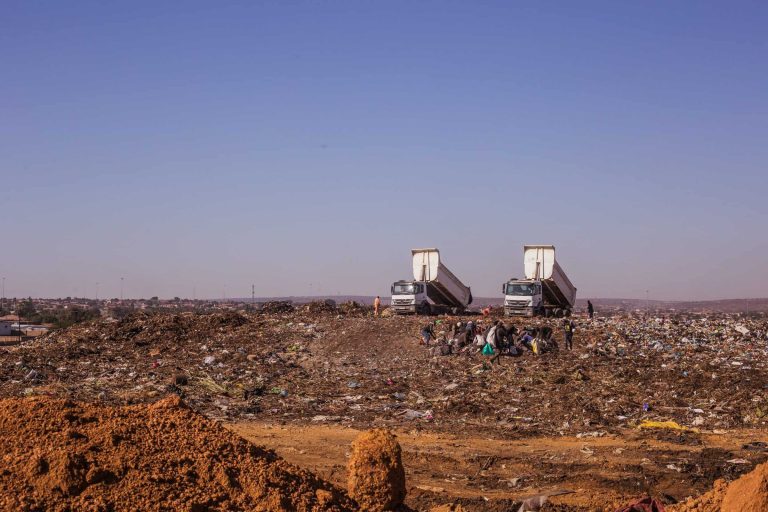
{"left": 373, "top": 296, "right": 381, "bottom": 316}
{"left": 563, "top": 317, "right": 576, "bottom": 350}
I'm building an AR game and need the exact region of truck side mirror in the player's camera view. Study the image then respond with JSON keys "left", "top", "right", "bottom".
{"left": 390, "top": 285, "right": 394, "bottom": 294}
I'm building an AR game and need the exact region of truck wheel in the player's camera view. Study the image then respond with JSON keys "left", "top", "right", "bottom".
{"left": 451, "top": 307, "right": 460, "bottom": 315}
{"left": 420, "top": 302, "right": 432, "bottom": 315}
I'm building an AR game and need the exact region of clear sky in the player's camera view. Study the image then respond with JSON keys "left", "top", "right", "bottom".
{"left": 2, "top": 1, "right": 767, "bottom": 301}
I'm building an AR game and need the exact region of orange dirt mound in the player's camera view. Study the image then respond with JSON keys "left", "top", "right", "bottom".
{"left": 670, "top": 461, "right": 768, "bottom": 512}
{"left": 0, "top": 395, "right": 355, "bottom": 512}
{"left": 720, "top": 460, "right": 768, "bottom": 512}
{"left": 347, "top": 428, "right": 406, "bottom": 511}
{"left": 668, "top": 479, "right": 728, "bottom": 512}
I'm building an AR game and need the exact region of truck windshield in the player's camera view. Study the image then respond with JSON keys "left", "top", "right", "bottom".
{"left": 505, "top": 283, "right": 535, "bottom": 296}
{"left": 393, "top": 283, "right": 417, "bottom": 295}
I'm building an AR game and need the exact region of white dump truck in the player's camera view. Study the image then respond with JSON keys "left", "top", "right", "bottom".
{"left": 503, "top": 245, "right": 576, "bottom": 317}
{"left": 391, "top": 248, "right": 473, "bottom": 315}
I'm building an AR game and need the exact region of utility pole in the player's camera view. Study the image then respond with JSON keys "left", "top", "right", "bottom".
{"left": 251, "top": 284, "right": 255, "bottom": 304}
{"left": 96, "top": 282, "right": 99, "bottom": 300}
{"left": 120, "top": 277, "right": 124, "bottom": 300}
{"left": 16, "top": 298, "right": 21, "bottom": 343}
{"left": 1, "top": 277, "right": 5, "bottom": 310}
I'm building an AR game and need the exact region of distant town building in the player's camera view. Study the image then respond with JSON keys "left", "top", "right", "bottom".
{"left": 0, "top": 320, "right": 12, "bottom": 336}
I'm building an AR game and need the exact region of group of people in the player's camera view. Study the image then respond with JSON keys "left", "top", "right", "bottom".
{"left": 420, "top": 316, "right": 578, "bottom": 359}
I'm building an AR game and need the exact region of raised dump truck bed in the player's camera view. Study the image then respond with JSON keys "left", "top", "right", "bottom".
{"left": 391, "top": 248, "right": 472, "bottom": 314}
{"left": 523, "top": 245, "right": 577, "bottom": 309}
{"left": 504, "top": 245, "right": 576, "bottom": 317}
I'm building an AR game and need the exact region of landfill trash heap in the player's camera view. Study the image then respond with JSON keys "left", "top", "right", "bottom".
{"left": 1, "top": 307, "right": 767, "bottom": 437}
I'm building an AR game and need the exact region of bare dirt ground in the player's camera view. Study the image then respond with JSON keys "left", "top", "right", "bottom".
{"left": 229, "top": 423, "right": 767, "bottom": 512}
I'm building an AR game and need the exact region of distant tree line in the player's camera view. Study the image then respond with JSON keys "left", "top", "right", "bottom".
{"left": 17, "top": 298, "right": 101, "bottom": 329}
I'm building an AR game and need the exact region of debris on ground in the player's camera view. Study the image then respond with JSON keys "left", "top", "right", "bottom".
{"left": 3, "top": 310, "right": 766, "bottom": 438}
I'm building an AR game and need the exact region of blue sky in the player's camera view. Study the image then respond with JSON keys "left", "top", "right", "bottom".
{"left": 1, "top": 1, "right": 766, "bottom": 300}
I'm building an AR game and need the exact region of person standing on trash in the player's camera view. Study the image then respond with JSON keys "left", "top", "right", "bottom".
{"left": 488, "top": 322, "right": 511, "bottom": 364}
{"left": 373, "top": 296, "right": 381, "bottom": 317}
{"left": 420, "top": 321, "right": 435, "bottom": 346}
{"left": 587, "top": 300, "right": 594, "bottom": 320}
{"left": 563, "top": 317, "right": 576, "bottom": 350}
{"left": 485, "top": 321, "right": 500, "bottom": 349}
{"left": 495, "top": 322, "right": 509, "bottom": 351}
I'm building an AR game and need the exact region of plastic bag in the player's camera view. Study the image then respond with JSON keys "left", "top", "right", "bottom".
{"left": 482, "top": 342, "right": 495, "bottom": 356}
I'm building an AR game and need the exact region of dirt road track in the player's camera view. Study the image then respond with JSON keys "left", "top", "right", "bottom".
{"left": 229, "top": 423, "right": 768, "bottom": 511}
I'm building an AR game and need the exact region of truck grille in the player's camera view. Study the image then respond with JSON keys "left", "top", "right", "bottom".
{"left": 505, "top": 300, "right": 528, "bottom": 307}
{"left": 393, "top": 299, "right": 413, "bottom": 305}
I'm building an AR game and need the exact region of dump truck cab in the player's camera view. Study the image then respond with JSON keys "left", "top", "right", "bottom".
{"left": 390, "top": 280, "right": 428, "bottom": 314}
{"left": 503, "top": 279, "right": 543, "bottom": 317}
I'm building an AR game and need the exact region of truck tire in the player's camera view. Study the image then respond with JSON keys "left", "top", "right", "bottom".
{"left": 420, "top": 302, "right": 432, "bottom": 315}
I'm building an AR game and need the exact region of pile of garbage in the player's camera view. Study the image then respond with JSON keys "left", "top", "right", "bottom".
{"left": 0, "top": 395, "right": 355, "bottom": 511}
{"left": 1, "top": 310, "right": 767, "bottom": 438}
{"left": 258, "top": 301, "right": 295, "bottom": 314}
{"left": 338, "top": 301, "right": 372, "bottom": 316}
{"left": 303, "top": 300, "right": 339, "bottom": 314}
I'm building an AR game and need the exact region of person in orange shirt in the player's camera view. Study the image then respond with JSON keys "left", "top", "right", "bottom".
{"left": 373, "top": 296, "right": 381, "bottom": 316}
{"left": 482, "top": 306, "right": 491, "bottom": 318}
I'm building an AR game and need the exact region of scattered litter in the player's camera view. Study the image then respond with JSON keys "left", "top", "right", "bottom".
{"left": 398, "top": 409, "right": 433, "bottom": 421}
{"left": 638, "top": 420, "right": 698, "bottom": 433}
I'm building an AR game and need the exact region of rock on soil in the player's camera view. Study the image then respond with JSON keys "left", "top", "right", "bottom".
{"left": 347, "top": 428, "right": 406, "bottom": 511}
{"left": 0, "top": 395, "right": 355, "bottom": 512}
